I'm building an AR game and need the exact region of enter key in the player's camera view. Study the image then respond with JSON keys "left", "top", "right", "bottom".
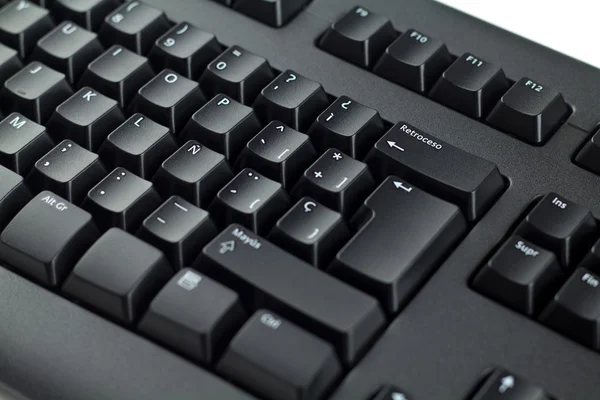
{"left": 329, "top": 177, "right": 467, "bottom": 314}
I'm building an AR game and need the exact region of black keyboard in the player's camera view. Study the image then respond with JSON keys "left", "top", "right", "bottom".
{"left": 0, "top": 0, "right": 599, "bottom": 399}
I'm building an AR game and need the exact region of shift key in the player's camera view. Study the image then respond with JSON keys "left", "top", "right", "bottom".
{"left": 196, "top": 224, "right": 386, "bottom": 367}
{"left": 365, "top": 122, "right": 504, "bottom": 221}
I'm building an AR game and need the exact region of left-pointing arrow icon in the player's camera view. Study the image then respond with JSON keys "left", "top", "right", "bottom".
{"left": 387, "top": 140, "right": 405, "bottom": 152}
{"left": 393, "top": 181, "right": 412, "bottom": 192}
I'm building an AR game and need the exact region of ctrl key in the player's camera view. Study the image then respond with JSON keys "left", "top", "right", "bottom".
{"left": 0, "top": 191, "right": 99, "bottom": 286}
{"left": 217, "top": 310, "right": 342, "bottom": 400}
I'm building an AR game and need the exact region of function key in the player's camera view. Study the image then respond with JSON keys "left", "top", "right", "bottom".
{"left": 487, "top": 77, "right": 570, "bottom": 144}
{"left": 2, "top": 62, "right": 73, "bottom": 124}
{"left": 0, "top": 113, "right": 53, "bottom": 175}
{"left": 515, "top": 193, "right": 597, "bottom": 268}
{"left": 99, "top": 1, "right": 170, "bottom": 55}
{"left": 0, "top": 43, "right": 22, "bottom": 83}
{"left": 253, "top": 70, "right": 329, "bottom": 132}
{"left": 233, "top": 0, "right": 309, "bottom": 28}
{"left": 319, "top": 6, "right": 396, "bottom": 69}
{"left": 0, "top": 165, "right": 31, "bottom": 230}
{"left": 0, "top": 0, "right": 55, "bottom": 58}
{"left": 374, "top": 29, "right": 453, "bottom": 94}
{"left": 148, "top": 22, "right": 221, "bottom": 80}
{"left": 471, "top": 368, "right": 551, "bottom": 400}
{"left": 199, "top": 46, "right": 275, "bottom": 105}
{"left": 79, "top": 45, "right": 155, "bottom": 108}
{"left": 430, "top": 53, "right": 510, "bottom": 119}
{"left": 51, "top": 0, "right": 121, "bottom": 32}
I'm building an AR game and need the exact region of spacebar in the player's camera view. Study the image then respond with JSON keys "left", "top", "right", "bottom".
{"left": 0, "top": 266, "right": 256, "bottom": 400}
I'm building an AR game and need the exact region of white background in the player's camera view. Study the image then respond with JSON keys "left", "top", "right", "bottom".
{"left": 436, "top": 0, "right": 600, "bottom": 68}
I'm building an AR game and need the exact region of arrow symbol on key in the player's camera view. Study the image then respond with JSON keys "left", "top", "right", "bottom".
{"left": 387, "top": 141, "right": 405, "bottom": 152}
{"left": 276, "top": 125, "right": 284, "bottom": 132}
{"left": 393, "top": 181, "right": 412, "bottom": 192}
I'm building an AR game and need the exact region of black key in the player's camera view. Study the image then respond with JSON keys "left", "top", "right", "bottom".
{"left": 515, "top": 193, "right": 597, "bottom": 268}
{"left": 27, "top": 140, "right": 107, "bottom": 203}
{"left": 217, "top": 310, "right": 342, "bottom": 400}
{"left": 0, "top": 43, "right": 22, "bottom": 83}
{"left": 46, "top": 86, "right": 125, "bottom": 151}
{"left": 329, "top": 177, "right": 466, "bottom": 314}
{"left": 366, "top": 122, "right": 505, "bottom": 221}
{"left": 138, "top": 196, "right": 217, "bottom": 269}
{"left": 581, "top": 239, "right": 600, "bottom": 273}
{"left": 292, "top": 149, "right": 374, "bottom": 217}
{"left": 253, "top": 70, "right": 330, "bottom": 131}
{"left": 82, "top": 167, "right": 161, "bottom": 232}
{"left": 148, "top": 22, "right": 221, "bottom": 80}
{"left": 199, "top": 45, "right": 275, "bottom": 105}
{"left": 99, "top": 1, "right": 170, "bottom": 55}
{"left": 233, "top": 0, "right": 309, "bottom": 27}
{"left": 308, "top": 96, "right": 384, "bottom": 159}
{"left": 98, "top": 113, "right": 177, "bottom": 179}
{"left": 0, "top": 165, "right": 31, "bottom": 230}
{"left": 63, "top": 228, "right": 172, "bottom": 324}
{"left": 0, "top": 191, "right": 99, "bottom": 286}
{"left": 2, "top": 62, "right": 73, "bottom": 123}
{"left": 471, "top": 369, "right": 551, "bottom": 400}
{"left": 209, "top": 168, "right": 290, "bottom": 235}
{"left": 472, "top": 236, "right": 562, "bottom": 316}
{"left": 430, "top": 53, "right": 510, "bottom": 119}
{"left": 31, "top": 21, "right": 104, "bottom": 84}
{"left": 487, "top": 77, "right": 571, "bottom": 144}
{"left": 575, "top": 131, "right": 600, "bottom": 176}
{"left": 130, "top": 69, "right": 205, "bottom": 134}
{"left": 51, "top": 0, "right": 121, "bottom": 31}
{"left": 0, "top": 112, "right": 53, "bottom": 174}
{"left": 374, "top": 29, "right": 453, "bottom": 94}
{"left": 235, "top": 121, "right": 317, "bottom": 189}
{"left": 197, "top": 225, "right": 385, "bottom": 366}
{"left": 79, "top": 45, "right": 154, "bottom": 108}
{"left": 152, "top": 141, "right": 233, "bottom": 208}
{"left": 319, "top": 6, "right": 396, "bottom": 69}
{"left": 180, "top": 94, "right": 261, "bottom": 161}
{"left": 0, "top": 0, "right": 54, "bottom": 58}
{"left": 269, "top": 197, "right": 350, "bottom": 269}
{"left": 139, "top": 268, "right": 245, "bottom": 364}
{"left": 372, "top": 386, "right": 412, "bottom": 400}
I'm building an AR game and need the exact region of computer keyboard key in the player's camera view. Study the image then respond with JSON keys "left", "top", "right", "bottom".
{"left": 372, "top": 386, "right": 412, "bottom": 400}
{"left": 0, "top": 190, "right": 98, "bottom": 286}
{"left": 0, "top": 165, "right": 31, "bottom": 230}
{"left": 180, "top": 94, "right": 261, "bottom": 161}
{"left": 139, "top": 268, "right": 245, "bottom": 364}
{"left": 28, "top": 140, "right": 107, "bottom": 203}
{"left": 51, "top": 0, "right": 121, "bottom": 31}
{"left": 515, "top": 193, "right": 597, "bottom": 268}
{"left": 99, "top": 1, "right": 171, "bottom": 55}
{"left": 234, "top": 0, "right": 308, "bottom": 28}
{"left": 471, "top": 368, "right": 551, "bottom": 400}
{"left": 198, "top": 225, "right": 385, "bottom": 366}
{"left": 268, "top": 197, "right": 350, "bottom": 269}
{"left": 330, "top": 177, "right": 466, "bottom": 314}
{"left": 308, "top": 96, "right": 385, "bottom": 159}
{"left": 366, "top": 122, "right": 504, "bottom": 221}
{"left": 63, "top": 228, "right": 172, "bottom": 324}
{"left": 82, "top": 167, "right": 161, "bottom": 232}
{"left": 80, "top": 45, "right": 155, "bottom": 108}
{"left": 374, "top": 29, "right": 453, "bottom": 94}
{"left": 472, "top": 236, "right": 562, "bottom": 316}
{"left": 138, "top": 196, "right": 218, "bottom": 269}
{"left": 429, "top": 53, "right": 510, "bottom": 119}
{"left": 486, "top": 77, "right": 570, "bottom": 144}
{"left": 2, "top": 62, "right": 73, "bottom": 123}
{"left": 319, "top": 6, "right": 396, "bottom": 69}
{"left": 581, "top": 239, "right": 600, "bottom": 273}
{"left": 47, "top": 87, "right": 125, "bottom": 151}
{"left": 235, "top": 121, "right": 317, "bottom": 189}
{"left": 131, "top": 69, "right": 205, "bottom": 134}
{"left": 253, "top": 70, "right": 330, "bottom": 131}
{"left": 152, "top": 141, "right": 233, "bottom": 208}
{"left": 574, "top": 130, "right": 600, "bottom": 176}
{"left": 292, "top": 149, "right": 375, "bottom": 217}
{"left": 0, "top": 113, "right": 53, "bottom": 175}
{"left": 149, "top": 22, "right": 221, "bottom": 80}
{"left": 209, "top": 169, "right": 290, "bottom": 235}
{"left": 31, "top": 21, "right": 104, "bottom": 85}
{"left": 199, "top": 46, "right": 275, "bottom": 105}
{"left": 0, "top": 0, "right": 54, "bottom": 58}
{"left": 217, "top": 310, "right": 342, "bottom": 400}
{"left": 98, "top": 114, "right": 177, "bottom": 179}
{"left": 0, "top": 43, "right": 22, "bottom": 83}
